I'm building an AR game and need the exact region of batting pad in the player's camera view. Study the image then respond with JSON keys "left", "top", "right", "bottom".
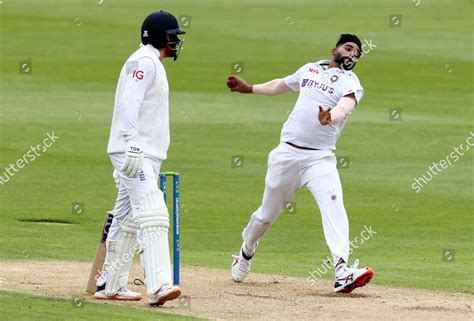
{"left": 138, "top": 191, "right": 172, "bottom": 295}
{"left": 104, "top": 215, "right": 138, "bottom": 296}
{"left": 96, "top": 240, "right": 117, "bottom": 287}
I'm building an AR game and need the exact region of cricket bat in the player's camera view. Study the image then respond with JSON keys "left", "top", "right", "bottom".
{"left": 85, "top": 211, "right": 114, "bottom": 294}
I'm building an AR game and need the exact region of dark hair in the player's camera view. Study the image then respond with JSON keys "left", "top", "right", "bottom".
{"left": 336, "top": 34, "right": 362, "bottom": 53}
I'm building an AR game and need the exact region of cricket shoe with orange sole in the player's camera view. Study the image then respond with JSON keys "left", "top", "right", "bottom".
{"left": 148, "top": 286, "right": 181, "bottom": 306}
{"left": 334, "top": 259, "right": 374, "bottom": 293}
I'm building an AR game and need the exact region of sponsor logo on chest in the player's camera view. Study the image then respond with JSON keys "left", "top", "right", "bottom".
{"left": 301, "top": 78, "right": 335, "bottom": 94}
{"left": 132, "top": 70, "right": 144, "bottom": 80}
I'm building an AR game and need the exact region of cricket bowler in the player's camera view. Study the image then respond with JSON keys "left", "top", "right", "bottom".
{"left": 94, "top": 11, "right": 184, "bottom": 305}
{"left": 228, "top": 34, "right": 374, "bottom": 293}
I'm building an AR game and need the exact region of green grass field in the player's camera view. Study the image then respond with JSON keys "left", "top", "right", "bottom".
{"left": 0, "top": 0, "right": 473, "bottom": 319}
{"left": 0, "top": 291, "right": 202, "bottom": 321}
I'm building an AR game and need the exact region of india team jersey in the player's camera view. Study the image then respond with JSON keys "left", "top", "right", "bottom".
{"left": 281, "top": 60, "right": 364, "bottom": 150}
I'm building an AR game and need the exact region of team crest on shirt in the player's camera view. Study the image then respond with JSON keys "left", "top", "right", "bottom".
{"left": 126, "top": 60, "right": 139, "bottom": 74}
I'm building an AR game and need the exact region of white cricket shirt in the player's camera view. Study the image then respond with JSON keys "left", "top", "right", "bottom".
{"left": 107, "top": 44, "right": 170, "bottom": 160}
{"left": 281, "top": 60, "right": 364, "bottom": 150}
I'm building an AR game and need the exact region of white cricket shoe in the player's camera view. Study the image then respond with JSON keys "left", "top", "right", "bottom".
{"left": 94, "top": 287, "right": 142, "bottom": 301}
{"left": 148, "top": 286, "right": 181, "bottom": 306}
{"left": 334, "top": 259, "right": 374, "bottom": 293}
{"left": 231, "top": 249, "right": 253, "bottom": 283}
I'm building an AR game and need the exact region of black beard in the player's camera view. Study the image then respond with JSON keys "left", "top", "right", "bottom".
{"left": 334, "top": 53, "right": 357, "bottom": 70}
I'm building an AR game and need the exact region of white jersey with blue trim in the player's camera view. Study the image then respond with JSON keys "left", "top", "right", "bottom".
{"left": 281, "top": 60, "right": 364, "bottom": 150}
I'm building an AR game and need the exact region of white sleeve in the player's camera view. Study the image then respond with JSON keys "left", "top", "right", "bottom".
{"left": 283, "top": 64, "right": 308, "bottom": 91}
{"left": 118, "top": 57, "right": 156, "bottom": 142}
{"left": 341, "top": 75, "right": 364, "bottom": 104}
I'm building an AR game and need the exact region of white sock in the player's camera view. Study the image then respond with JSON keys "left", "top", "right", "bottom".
{"left": 335, "top": 258, "right": 347, "bottom": 277}
{"left": 242, "top": 243, "right": 255, "bottom": 258}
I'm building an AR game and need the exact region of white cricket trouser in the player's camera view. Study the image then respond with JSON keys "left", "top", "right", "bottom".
{"left": 108, "top": 153, "right": 163, "bottom": 241}
{"left": 242, "top": 142, "right": 350, "bottom": 265}
{"left": 99, "top": 154, "right": 174, "bottom": 291}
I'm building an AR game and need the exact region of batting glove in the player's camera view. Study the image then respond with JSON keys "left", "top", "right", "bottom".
{"left": 121, "top": 142, "right": 144, "bottom": 179}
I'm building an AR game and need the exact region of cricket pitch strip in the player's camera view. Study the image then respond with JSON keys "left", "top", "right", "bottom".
{"left": 0, "top": 261, "right": 472, "bottom": 321}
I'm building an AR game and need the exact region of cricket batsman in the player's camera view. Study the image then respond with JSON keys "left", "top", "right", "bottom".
{"left": 94, "top": 11, "right": 184, "bottom": 305}
{"left": 228, "top": 34, "right": 374, "bottom": 293}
